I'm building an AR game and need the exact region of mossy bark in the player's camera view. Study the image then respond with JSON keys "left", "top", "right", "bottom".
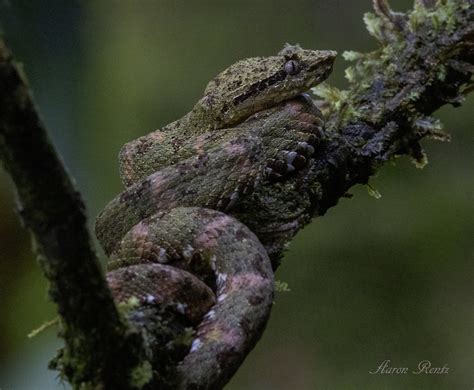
{"left": 0, "top": 0, "right": 472, "bottom": 389}
{"left": 0, "top": 37, "right": 150, "bottom": 389}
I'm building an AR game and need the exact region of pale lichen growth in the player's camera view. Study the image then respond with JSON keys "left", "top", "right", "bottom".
{"left": 117, "top": 296, "right": 140, "bottom": 316}
{"left": 366, "top": 184, "right": 382, "bottom": 200}
{"left": 412, "top": 153, "right": 429, "bottom": 169}
{"left": 130, "top": 361, "right": 153, "bottom": 388}
{"left": 314, "top": 0, "right": 471, "bottom": 174}
{"left": 190, "top": 338, "right": 203, "bottom": 353}
{"left": 275, "top": 280, "right": 291, "bottom": 293}
{"left": 364, "top": 11, "right": 386, "bottom": 42}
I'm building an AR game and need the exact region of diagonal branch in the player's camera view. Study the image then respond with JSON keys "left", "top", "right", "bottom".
{"left": 0, "top": 0, "right": 472, "bottom": 389}
{"left": 233, "top": 0, "right": 473, "bottom": 267}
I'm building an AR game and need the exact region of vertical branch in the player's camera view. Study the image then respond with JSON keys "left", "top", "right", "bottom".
{"left": 0, "top": 37, "right": 149, "bottom": 388}
{"left": 0, "top": 0, "right": 472, "bottom": 388}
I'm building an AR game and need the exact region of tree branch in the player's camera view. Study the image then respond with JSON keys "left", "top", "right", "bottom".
{"left": 315, "top": 0, "right": 473, "bottom": 220}
{"left": 0, "top": 37, "right": 149, "bottom": 389}
{"left": 233, "top": 0, "right": 473, "bottom": 267}
{"left": 0, "top": 0, "right": 472, "bottom": 389}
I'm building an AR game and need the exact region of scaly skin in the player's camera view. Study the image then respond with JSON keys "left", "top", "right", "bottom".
{"left": 119, "top": 45, "right": 336, "bottom": 186}
{"left": 95, "top": 46, "right": 336, "bottom": 389}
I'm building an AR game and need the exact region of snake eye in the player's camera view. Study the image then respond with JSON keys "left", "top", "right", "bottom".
{"left": 284, "top": 59, "right": 300, "bottom": 75}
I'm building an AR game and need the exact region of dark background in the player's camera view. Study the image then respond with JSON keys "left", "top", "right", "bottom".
{"left": 0, "top": 1, "right": 472, "bottom": 389}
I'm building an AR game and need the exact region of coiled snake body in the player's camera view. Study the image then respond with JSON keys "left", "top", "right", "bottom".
{"left": 95, "top": 45, "right": 335, "bottom": 389}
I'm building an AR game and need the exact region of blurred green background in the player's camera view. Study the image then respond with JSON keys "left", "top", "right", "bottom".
{"left": 0, "top": 1, "right": 472, "bottom": 389}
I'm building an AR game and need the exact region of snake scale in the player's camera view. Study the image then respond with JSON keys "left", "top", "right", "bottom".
{"left": 95, "top": 45, "right": 336, "bottom": 389}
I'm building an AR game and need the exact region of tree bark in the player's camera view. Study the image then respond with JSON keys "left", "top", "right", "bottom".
{"left": 0, "top": 0, "right": 472, "bottom": 388}
{"left": 0, "top": 36, "right": 149, "bottom": 389}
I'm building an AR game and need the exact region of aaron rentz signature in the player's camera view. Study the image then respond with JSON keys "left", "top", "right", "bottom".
{"left": 369, "top": 360, "right": 450, "bottom": 375}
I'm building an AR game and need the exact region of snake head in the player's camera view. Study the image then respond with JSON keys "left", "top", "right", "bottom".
{"left": 193, "top": 45, "right": 337, "bottom": 128}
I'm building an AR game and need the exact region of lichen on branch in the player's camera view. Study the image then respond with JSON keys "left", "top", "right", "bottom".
{"left": 315, "top": 0, "right": 472, "bottom": 166}
{"left": 0, "top": 0, "right": 472, "bottom": 389}
{"left": 0, "top": 36, "right": 150, "bottom": 389}
{"left": 304, "top": 0, "right": 472, "bottom": 212}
